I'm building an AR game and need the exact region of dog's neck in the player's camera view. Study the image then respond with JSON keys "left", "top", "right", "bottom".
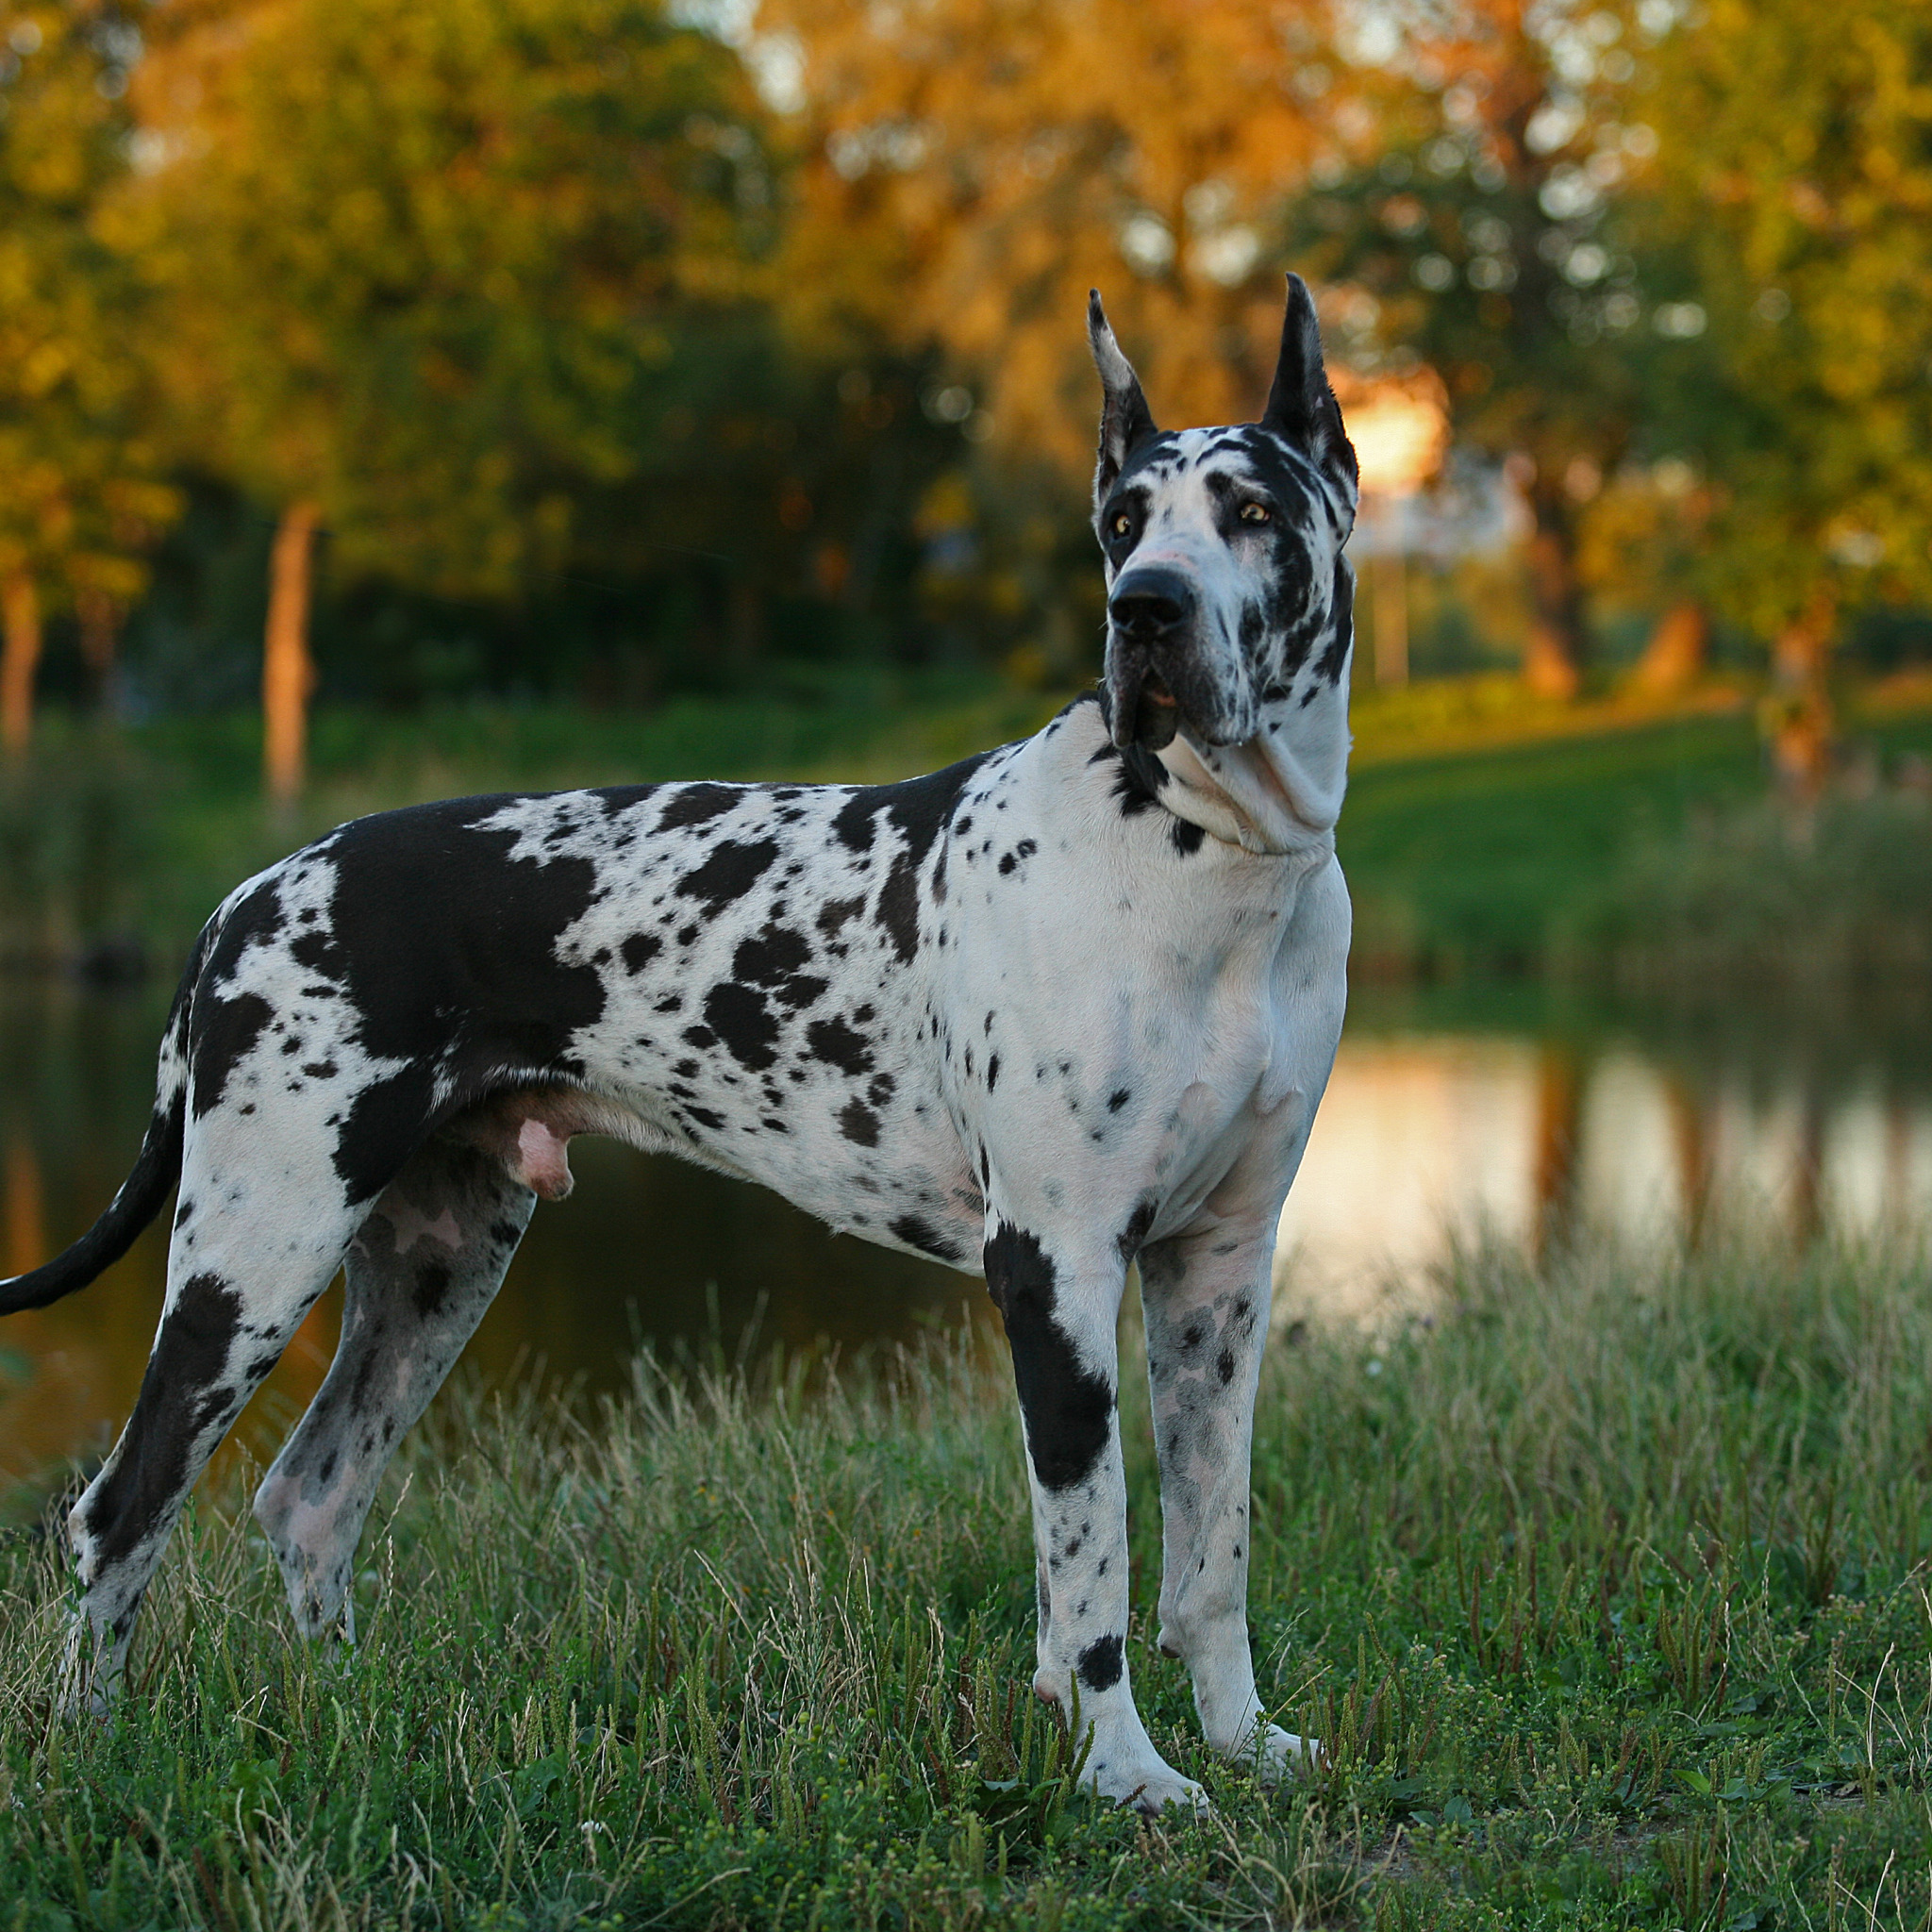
{"left": 1150, "top": 682, "right": 1351, "bottom": 858}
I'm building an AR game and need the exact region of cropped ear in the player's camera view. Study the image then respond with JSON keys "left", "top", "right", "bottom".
{"left": 1261, "top": 275, "right": 1357, "bottom": 501}
{"left": 1088, "top": 290, "right": 1158, "bottom": 508}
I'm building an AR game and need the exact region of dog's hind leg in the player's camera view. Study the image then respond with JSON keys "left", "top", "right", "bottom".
{"left": 252, "top": 1137, "right": 535, "bottom": 1641}
{"left": 1139, "top": 1221, "right": 1316, "bottom": 1782}
{"left": 64, "top": 1192, "right": 361, "bottom": 1710}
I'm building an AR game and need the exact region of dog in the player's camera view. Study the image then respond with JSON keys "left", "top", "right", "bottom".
{"left": 2, "top": 275, "right": 1357, "bottom": 1813}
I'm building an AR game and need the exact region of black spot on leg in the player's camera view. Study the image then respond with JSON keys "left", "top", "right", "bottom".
{"left": 191, "top": 991, "right": 274, "bottom": 1121}
{"left": 838, "top": 1098, "right": 879, "bottom": 1146}
{"left": 983, "top": 1224, "right": 1112, "bottom": 1491}
{"left": 1217, "top": 1348, "right": 1237, "bottom": 1387}
{"left": 1077, "top": 1634, "right": 1124, "bottom": 1693}
{"left": 415, "top": 1262, "right": 453, "bottom": 1319}
{"left": 84, "top": 1273, "right": 244, "bottom": 1568}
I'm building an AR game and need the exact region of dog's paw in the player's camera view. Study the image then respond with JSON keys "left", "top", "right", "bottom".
{"left": 1087, "top": 1754, "right": 1211, "bottom": 1816}
{"left": 1253, "top": 1724, "right": 1323, "bottom": 1784}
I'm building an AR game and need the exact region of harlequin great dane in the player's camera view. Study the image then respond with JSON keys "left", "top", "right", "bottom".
{"left": 3, "top": 275, "right": 1357, "bottom": 1813}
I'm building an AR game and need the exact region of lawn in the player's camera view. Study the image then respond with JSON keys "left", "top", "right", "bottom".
{"left": 3, "top": 1236, "right": 1927, "bottom": 1928}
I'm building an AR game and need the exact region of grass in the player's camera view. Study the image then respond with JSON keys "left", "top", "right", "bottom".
{"left": 4, "top": 666, "right": 1932, "bottom": 983}
{"left": 0, "top": 666, "right": 1066, "bottom": 969}
{"left": 4, "top": 1235, "right": 1930, "bottom": 1928}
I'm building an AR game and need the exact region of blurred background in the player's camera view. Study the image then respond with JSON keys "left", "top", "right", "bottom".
{"left": 2, "top": 0, "right": 1930, "bottom": 1491}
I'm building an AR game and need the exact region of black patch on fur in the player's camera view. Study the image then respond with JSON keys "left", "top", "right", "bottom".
{"left": 831, "top": 751, "right": 991, "bottom": 864}
{"left": 1077, "top": 1633, "right": 1124, "bottom": 1693}
{"left": 733, "top": 923, "right": 826, "bottom": 1009}
{"left": 191, "top": 991, "right": 274, "bottom": 1121}
{"left": 276, "top": 795, "right": 608, "bottom": 1205}
{"left": 891, "top": 1212, "right": 963, "bottom": 1263}
{"left": 805, "top": 1015, "right": 874, "bottom": 1075}
{"left": 875, "top": 853, "right": 921, "bottom": 963}
{"left": 837, "top": 1098, "right": 880, "bottom": 1146}
{"left": 657, "top": 783, "right": 739, "bottom": 830}
{"left": 983, "top": 1222, "right": 1112, "bottom": 1491}
{"left": 733, "top": 924, "right": 809, "bottom": 986}
{"left": 1109, "top": 743, "right": 1171, "bottom": 817}
{"left": 1314, "top": 558, "right": 1354, "bottom": 684}
{"left": 1116, "top": 1196, "right": 1157, "bottom": 1261}
{"left": 704, "top": 983, "right": 780, "bottom": 1071}
{"left": 621, "top": 933, "right": 661, "bottom": 974}
{"left": 675, "top": 840, "right": 780, "bottom": 914}
{"left": 409, "top": 1259, "right": 450, "bottom": 1321}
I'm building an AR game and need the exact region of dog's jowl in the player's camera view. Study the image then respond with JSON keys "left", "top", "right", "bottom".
{"left": 3, "top": 275, "right": 1357, "bottom": 1814}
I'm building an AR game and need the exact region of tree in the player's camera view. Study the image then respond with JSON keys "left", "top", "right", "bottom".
{"left": 1639, "top": 0, "right": 1932, "bottom": 791}
{"left": 0, "top": 2, "right": 177, "bottom": 753}
{"left": 113, "top": 0, "right": 772, "bottom": 802}
{"left": 1286, "top": 0, "right": 1716, "bottom": 698}
{"left": 765, "top": 0, "right": 1343, "bottom": 472}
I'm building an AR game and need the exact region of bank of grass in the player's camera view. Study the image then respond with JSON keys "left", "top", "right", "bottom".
{"left": 0, "top": 666, "right": 1066, "bottom": 967}
{"left": 3, "top": 1236, "right": 1929, "bottom": 1928}
{"left": 5, "top": 668, "right": 1932, "bottom": 978}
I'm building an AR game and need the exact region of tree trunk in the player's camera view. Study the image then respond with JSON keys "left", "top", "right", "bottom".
{"left": 1766, "top": 589, "right": 1835, "bottom": 802}
{"left": 1529, "top": 1041, "right": 1583, "bottom": 1263}
{"left": 1523, "top": 485, "right": 1584, "bottom": 701}
{"left": 1, "top": 575, "right": 42, "bottom": 758}
{"left": 76, "top": 589, "right": 120, "bottom": 713}
{"left": 1632, "top": 597, "right": 1708, "bottom": 695}
{"left": 1370, "top": 541, "right": 1409, "bottom": 688}
{"left": 263, "top": 501, "right": 321, "bottom": 808}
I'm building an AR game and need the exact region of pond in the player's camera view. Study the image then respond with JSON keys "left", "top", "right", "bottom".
{"left": 3, "top": 977, "right": 1929, "bottom": 1496}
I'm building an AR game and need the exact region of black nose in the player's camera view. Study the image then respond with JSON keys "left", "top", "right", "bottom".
{"left": 1108, "top": 568, "right": 1196, "bottom": 638}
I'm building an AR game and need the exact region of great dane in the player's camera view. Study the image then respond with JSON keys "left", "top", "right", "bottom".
{"left": 3, "top": 275, "right": 1357, "bottom": 1813}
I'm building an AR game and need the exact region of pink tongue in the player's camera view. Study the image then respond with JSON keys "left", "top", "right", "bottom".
{"left": 513, "top": 1118, "right": 575, "bottom": 1199}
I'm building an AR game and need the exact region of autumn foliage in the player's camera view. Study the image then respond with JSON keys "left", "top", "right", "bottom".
{"left": 1, "top": 0, "right": 1929, "bottom": 790}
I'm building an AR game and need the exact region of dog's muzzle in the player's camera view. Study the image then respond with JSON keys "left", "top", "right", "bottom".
{"left": 1106, "top": 568, "right": 1198, "bottom": 751}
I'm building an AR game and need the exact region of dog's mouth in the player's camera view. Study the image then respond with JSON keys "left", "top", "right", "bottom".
{"left": 1106, "top": 639, "right": 1246, "bottom": 754}
{"left": 1108, "top": 649, "right": 1187, "bottom": 752}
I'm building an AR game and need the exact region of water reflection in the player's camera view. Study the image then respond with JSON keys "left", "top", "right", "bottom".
{"left": 1277, "top": 1029, "right": 1932, "bottom": 1316}
{"left": 2, "top": 983, "right": 1929, "bottom": 1491}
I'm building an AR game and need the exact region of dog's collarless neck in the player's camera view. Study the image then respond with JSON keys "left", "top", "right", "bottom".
{"left": 1146, "top": 735, "right": 1341, "bottom": 859}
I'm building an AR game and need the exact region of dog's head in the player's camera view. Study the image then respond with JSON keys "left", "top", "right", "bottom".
{"left": 1088, "top": 276, "right": 1358, "bottom": 842}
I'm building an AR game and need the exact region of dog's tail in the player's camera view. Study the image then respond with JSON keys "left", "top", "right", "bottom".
{"left": 0, "top": 920, "right": 213, "bottom": 1316}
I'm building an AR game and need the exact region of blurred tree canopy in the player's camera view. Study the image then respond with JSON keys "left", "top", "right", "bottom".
{"left": 2, "top": 0, "right": 1930, "bottom": 792}
{"left": 1639, "top": 0, "right": 1932, "bottom": 789}
{"left": 1285, "top": 0, "right": 1679, "bottom": 698}
{"left": 109, "top": 0, "right": 792, "bottom": 794}
{"left": 0, "top": 1, "right": 177, "bottom": 751}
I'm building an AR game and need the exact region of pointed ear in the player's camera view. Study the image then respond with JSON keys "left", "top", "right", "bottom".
{"left": 1088, "top": 290, "right": 1158, "bottom": 508}
{"left": 1262, "top": 275, "right": 1357, "bottom": 500}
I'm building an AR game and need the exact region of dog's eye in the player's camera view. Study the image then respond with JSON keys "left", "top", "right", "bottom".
{"left": 1240, "top": 502, "right": 1271, "bottom": 525}
{"left": 1110, "top": 512, "right": 1132, "bottom": 538}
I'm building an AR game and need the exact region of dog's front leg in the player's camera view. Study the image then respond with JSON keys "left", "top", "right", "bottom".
{"left": 1139, "top": 1223, "right": 1316, "bottom": 1782}
{"left": 982, "top": 1218, "right": 1204, "bottom": 1814}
